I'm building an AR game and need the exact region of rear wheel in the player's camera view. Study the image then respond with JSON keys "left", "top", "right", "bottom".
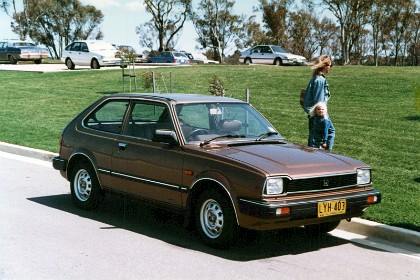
{"left": 195, "top": 189, "right": 239, "bottom": 248}
{"left": 70, "top": 161, "right": 104, "bottom": 210}
{"left": 65, "top": 58, "right": 75, "bottom": 70}
{"left": 8, "top": 55, "right": 17, "bottom": 64}
{"left": 305, "top": 220, "right": 341, "bottom": 234}
{"left": 91, "top": 58, "right": 100, "bottom": 69}
{"left": 34, "top": 59, "right": 42, "bottom": 64}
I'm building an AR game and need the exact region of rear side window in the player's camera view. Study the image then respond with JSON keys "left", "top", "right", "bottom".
{"left": 84, "top": 100, "right": 129, "bottom": 134}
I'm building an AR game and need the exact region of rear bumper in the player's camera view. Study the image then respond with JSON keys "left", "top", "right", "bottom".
{"left": 52, "top": 156, "right": 67, "bottom": 171}
{"left": 237, "top": 188, "right": 381, "bottom": 230}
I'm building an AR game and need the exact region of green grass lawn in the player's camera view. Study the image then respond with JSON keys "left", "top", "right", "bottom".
{"left": 0, "top": 65, "right": 419, "bottom": 231}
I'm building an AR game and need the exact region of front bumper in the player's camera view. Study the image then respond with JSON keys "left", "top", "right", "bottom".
{"left": 237, "top": 188, "right": 381, "bottom": 230}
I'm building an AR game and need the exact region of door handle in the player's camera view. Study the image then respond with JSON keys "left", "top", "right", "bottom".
{"left": 118, "top": 142, "right": 127, "bottom": 151}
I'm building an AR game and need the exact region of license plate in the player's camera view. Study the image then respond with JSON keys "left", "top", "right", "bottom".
{"left": 318, "top": 199, "right": 346, "bottom": 217}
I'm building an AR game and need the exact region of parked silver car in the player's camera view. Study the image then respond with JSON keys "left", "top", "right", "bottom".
{"left": 61, "top": 40, "right": 121, "bottom": 70}
{"left": 240, "top": 45, "right": 307, "bottom": 66}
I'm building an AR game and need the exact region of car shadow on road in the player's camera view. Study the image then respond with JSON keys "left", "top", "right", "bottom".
{"left": 28, "top": 192, "right": 350, "bottom": 261}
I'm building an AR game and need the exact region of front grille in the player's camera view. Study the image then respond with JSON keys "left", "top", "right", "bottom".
{"left": 286, "top": 173, "right": 357, "bottom": 193}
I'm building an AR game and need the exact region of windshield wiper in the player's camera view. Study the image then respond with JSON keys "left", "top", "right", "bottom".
{"left": 256, "top": 131, "right": 279, "bottom": 141}
{"left": 200, "top": 134, "right": 246, "bottom": 147}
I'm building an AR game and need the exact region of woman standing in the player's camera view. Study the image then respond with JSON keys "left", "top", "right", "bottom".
{"left": 303, "top": 55, "right": 335, "bottom": 150}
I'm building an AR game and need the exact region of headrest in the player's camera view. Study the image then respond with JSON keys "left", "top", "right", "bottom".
{"left": 218, "top": 119, "right": 242, "bottom": 132}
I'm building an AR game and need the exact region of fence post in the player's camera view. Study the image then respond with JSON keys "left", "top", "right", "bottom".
{"left": 152, "top": 71, "right": 156, "bottom": 93}
{"left": 170, "top": 72, "right": 173, "bottom": 93}
{"left": 246, "top": 88, "right": 250, "bottom": 103}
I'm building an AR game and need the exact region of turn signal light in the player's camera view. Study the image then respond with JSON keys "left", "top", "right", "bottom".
{"left": 276, "top": 207, "right": 290, "bottom": 216}
{"left": 367, "top": 196, "right": 377, "bottom": 204}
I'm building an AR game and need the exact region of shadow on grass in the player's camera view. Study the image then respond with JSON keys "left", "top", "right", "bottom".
{"left": 405, "top": 115, "right": 420, "bottom": 121}
{"left": 27, "top": 193, "right": 359, "bottom": 261}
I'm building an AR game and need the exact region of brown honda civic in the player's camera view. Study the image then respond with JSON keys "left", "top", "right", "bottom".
{"left": 53, "top": 93, "right": 381, "bottom": 248}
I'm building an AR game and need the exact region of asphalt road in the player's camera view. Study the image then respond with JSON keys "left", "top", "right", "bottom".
{"left": 1, "top": 151, "right": 419, "bottom": 280}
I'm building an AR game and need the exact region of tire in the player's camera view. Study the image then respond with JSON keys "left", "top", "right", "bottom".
{"left": 34, "top": 59, "right": 42, "bottom": 64}
{"left": 70, "top": 161, "right": 104, "bottom": 210}
{"left": 244, "top": 58, "right": 252, "bottom": 64}
{"left": 91, "top": 58, "right": 100, "bottom": 69}
{"left": 274, "top": 58, "right": 282, "bottom": 66}
{"left": 8, "top": 55, "right": 18, "bottom": 64}
{"left": 195, "top": 189, "right": 239, "bottom": 248}
{"left": 65, "top": 58, "right": 75, "bottom": 70}
{"left": 305, "top": 220, "right": 341, "bottom": 235}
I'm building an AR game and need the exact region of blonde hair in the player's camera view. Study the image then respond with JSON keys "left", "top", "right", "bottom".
{"left": 311, "top": 55, "right": 332, "bottom": 76}
{"left": 309, "top": 102, "right": 327, "bottom": 117}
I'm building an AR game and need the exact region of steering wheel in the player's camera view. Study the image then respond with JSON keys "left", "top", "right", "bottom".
{"left": 187, "top": 129, "right": 209, "bottom": 140}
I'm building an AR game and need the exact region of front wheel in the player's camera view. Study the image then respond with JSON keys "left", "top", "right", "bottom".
{"left": 70, "top": 161, "right": 104, "bottom": 210}
{"left": 91, "top": 58, "right": 100, "bottom": 69}
{"left": 8, "top": 55, "right": 17, "bottom": 64}
{"left": 244, "top": 58, "right": 252, "bottom": 64}
{"left": 274, "top": 58, "right": 282, "bottom": 66}
{"left": 195, "top": 189, "right": 239, "bottom": 248}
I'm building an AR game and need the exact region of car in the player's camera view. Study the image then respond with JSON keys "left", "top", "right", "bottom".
{"left": 183, "top": 52, "right": 219, "bottom": 64}
{"left": 147, "top": 51, "right": 189, "bottom": 64}
{"left": 0, "top": 41, "right": 49, "bottom": 64}
{"left": 114, "top": 45, "right": 144, "bottom": 63}
{"left": 61, "top": 40, "right": 121, "bottom": 70}
{"left": 240, "top": 45, "right": 307, "bottom": 66}
{"left": 52, "top": 93, "right": 381, "bottom": 248}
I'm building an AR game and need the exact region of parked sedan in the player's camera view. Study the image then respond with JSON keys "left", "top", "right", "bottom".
{"left": 53, "top": 93, "right": 381, "bottom": 248}
{"left": 0, "top": 41, "right": 49, "bottom": 64}
{"left": 61, "top": 40, "right": 121, "bottom": 69}
{"left": 147, "top": 51, "right": 189, "bottom": 64}
{"left": 240, "top": 45, "right": 307, "bottom": 66}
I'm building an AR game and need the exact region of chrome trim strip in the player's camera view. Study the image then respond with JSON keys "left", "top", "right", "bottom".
{"left": 99, "top": 168, "right": 182, "bottom": 191}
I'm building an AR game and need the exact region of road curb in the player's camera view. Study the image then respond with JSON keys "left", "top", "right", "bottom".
{"left": 338, "top": 218, "right": 420, "bottom": 247}
{"left": 0, "top": 141, "right": 57, "bottom": 161}
{"left": 1, "top": 141, "right": 419, "bottom": 250}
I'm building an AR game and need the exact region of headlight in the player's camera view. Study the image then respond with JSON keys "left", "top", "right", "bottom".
{"left": 264, "top": 178, "right": 284, "bottom": 195}
{"left": 357, "top": 168, "right": 371, "bottom": 185}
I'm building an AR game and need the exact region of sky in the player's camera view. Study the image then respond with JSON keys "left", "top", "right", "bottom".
{"left": 0, "top": 0, "right": 257, "bottom": 55}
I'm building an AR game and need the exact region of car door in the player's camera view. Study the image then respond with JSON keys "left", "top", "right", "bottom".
{"left": 250, "top": 46, "right": 266, "bottom": 64}
{"left": 81, "top": 98, "right": 130, "bottom": 190}
{"left": 260, "top": 46, "right": 275, "bottom": 64}
{"left": 111, "top": 100, "right": 184, "bottom": 209}
{"left": 78, "top": 42, "right": 92, "bottom": 66}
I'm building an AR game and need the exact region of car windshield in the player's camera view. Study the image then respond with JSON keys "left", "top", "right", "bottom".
{"left": 175, "top": 102, "right": 282, "bottom": 144}
{"left": 271, "top": 46, "right": 291, "bottom": 53}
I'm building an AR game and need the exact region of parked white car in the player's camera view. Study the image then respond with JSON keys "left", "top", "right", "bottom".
{"left": 61, "top": 40, "right": 121, "bottom": 70}
{"left": 239, "top": 45, "right": 307, "bottom": 66}
{"left": 183, "top": 52, "right": 219, "bottom": 64}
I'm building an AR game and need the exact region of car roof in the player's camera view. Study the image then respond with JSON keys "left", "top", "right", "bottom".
{"left": 104, "top": 93, "right": 246, "bottom": 104}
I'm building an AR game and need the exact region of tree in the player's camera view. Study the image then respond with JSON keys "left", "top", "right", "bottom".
{"left": 136, "top": 0, "right": 192, "bottom": 52}
{"left": 309, "top": 0, "right": 373, "bottom": 64}
{"left": 256, "top": 0, "right": 292, "bottom": 46}
{"left": 4, "top": 0, "right": 103, "bottom": 59}
{"left": 191, "top": 0, "right": 246, "bottom": 63}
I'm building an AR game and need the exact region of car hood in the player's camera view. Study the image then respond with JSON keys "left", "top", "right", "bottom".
{"left": 277, "top": 52, "right": 306, "bottom": 60}
{"left": 207, "top": 143, "right": 364, "bottom": 178}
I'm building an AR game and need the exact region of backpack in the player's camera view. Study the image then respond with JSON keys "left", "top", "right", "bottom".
{"left": 300, "top": 88, "right": 306, "bottom": 108}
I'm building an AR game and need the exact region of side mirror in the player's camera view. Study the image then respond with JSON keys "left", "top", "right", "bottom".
{"left": 153, "top": 129, "right": 178, "bottom": 146}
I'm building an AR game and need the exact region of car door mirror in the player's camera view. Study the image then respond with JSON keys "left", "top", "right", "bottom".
{"left": 153, "top": 129, "right": 178, "bottom": 146}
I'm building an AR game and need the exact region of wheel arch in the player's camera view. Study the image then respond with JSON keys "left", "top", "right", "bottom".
{"left": 66, "top": 151, "right": 102, "bottom": 188}
{"left": 185, "top": 175, "right": 239, "bottom": 228}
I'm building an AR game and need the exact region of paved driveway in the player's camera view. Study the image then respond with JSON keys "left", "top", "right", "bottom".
{"left": 0, "top": 62, "right": 186, "bottom": 73}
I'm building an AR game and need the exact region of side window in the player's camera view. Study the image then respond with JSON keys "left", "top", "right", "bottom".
{"left": 81, "top": 43, "right": 88, "bottom": 52}
{"left": 125, "top": 102, "right": 173, "bottom": 140}
{"left": 84, "top": 100, "right": 129, "bottom": 134}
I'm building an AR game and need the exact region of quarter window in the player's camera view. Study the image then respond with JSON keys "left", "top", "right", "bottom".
{"left": 84, "top": 100, "right": 129, "bottom": 134}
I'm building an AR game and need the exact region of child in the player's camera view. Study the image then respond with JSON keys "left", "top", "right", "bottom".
{"left": 308, "top": 102, "right": 335, "bottom": 150}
